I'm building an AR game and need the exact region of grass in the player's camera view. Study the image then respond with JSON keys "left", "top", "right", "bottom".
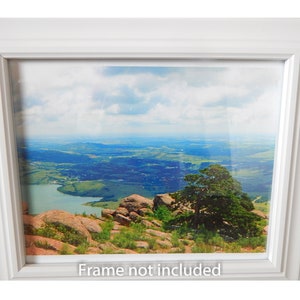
{"left": 75, "top": 242, "right": 89, "bottom": 254}
{"left": 91, "top": 220, "right": 114, "bottom": 243}
{"left": 59, "top": 179, "right": 153, "bottom": 203}
{"left": 237, "top": 236, "right": 267, "bottom": 249}
{"left": 57, "top": 180, "right": 105, "bottom": 197}
{"left": 130, "top": 148, "right": 217, "bottom": 165}
{"left": 20, "top": 161, "right": 67, "bottom": 184}
{"left": 253, "top": 202, "right": 270, "bottom": 214}
{"left": 84, "top": 199, "right": 121, "bottom": 210}
{"left": 59, "top": 244, "right": 72, "bottom": 255}
{"left": 192, "top": 242, "right": 214, "bottom": 253}
{"left": 112, "top": 223, "right": 146, "bottom": 250}
{"left": 171, "top": 231, "right": 180, "bottom": 247}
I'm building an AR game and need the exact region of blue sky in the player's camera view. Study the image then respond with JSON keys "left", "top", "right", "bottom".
{"left": 9, "top": 61, "right": 283, "bottom": 139}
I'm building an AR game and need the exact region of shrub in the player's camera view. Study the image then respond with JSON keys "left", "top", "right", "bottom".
{"left": 154, "top": 206, "right": 173, "bottom": 223}
{"left": 53, "top": 223, "right": 87, "bottom": 246}
{"left": 35, "top": 224, "right": 58, "bottom": 239}
{"left": 35, "top": 222, "right": 87, "bottom": 246}
{"left": 34, "top": 240, "right": 56, "bottom": 251}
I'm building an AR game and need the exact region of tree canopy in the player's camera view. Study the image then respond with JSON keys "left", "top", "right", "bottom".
{"left": 173, "top": 164, "right": 261, "bottom": 239}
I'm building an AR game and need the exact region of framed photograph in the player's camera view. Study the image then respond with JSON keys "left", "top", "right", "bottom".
{"left": 0, "top": 19, "right": 300, "bottom": 280}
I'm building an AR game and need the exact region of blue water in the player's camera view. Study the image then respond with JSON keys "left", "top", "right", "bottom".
{"left": 21, "top": 184, "right": 102, "bottom": 216}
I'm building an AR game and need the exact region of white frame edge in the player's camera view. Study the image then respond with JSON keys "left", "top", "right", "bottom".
{"left": 0, "top": 18, "right": 300, "bottom": 280}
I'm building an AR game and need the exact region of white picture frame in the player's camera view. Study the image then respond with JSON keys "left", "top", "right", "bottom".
{"left": 0, "top": 18, "right": 300, "bottom": 280}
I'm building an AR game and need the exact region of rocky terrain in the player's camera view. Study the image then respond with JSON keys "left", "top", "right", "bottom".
{"left": 23, "top": 193, "right": 267, "bottom": 255}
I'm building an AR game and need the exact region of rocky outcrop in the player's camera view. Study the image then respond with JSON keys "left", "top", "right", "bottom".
{"left": 146, "top": 228, "right": 172, "bottom": 240}
{"left": 24, "top": 210, "right": 105, "bottom": 244}
{"left": 115, "top": 207, "right": 129, "bottom": 216}
{"left": 76, "top": 216, "right": 103, "bottom": 233}
{"left": 101, "top": 209, "right": 115, "bottom": 219}
{"left": 114, "top": 213, "right": 131, "bottom": 226}
{"left": 23, "top": 214, "right": 45, "bottom": 230}
{"left": 25, "top": 235, "right": 77, "bottom": 255}
{"left": 153, "top": 193, "right": 175, "bottom": 210}
{"left": 36, "top": 210, "right": 93, "bottom": 242}
{"left": 22, "top": 191, "right": 267, "bottom": 255}
{"left": 119, "top": 194, "right": 153, "bottom": 212}
{"left": 101, "top": 194, "right": 154, "bottom": 225}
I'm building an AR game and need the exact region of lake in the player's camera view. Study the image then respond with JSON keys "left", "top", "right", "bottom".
{"left": 21, "top": 184, "right": 102, "bottom": 216}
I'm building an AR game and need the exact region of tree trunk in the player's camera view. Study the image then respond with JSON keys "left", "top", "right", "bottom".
{"left": 193, "top": 199, "right": 201, "bottom": 228}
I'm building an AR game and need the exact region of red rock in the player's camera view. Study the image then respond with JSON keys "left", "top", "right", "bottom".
{"left": 102, "top": 209, "right": 115, "bottom": 218}
{"left": 76, "top": 216, "right": 102, "bottom": 233}
{"left": 115, "top": 207, "right": 129, "bottom": 216}
{"left": 146, "top": 229, "right": 171, "bottom": 240}
{"left": 136, "top": 241, "right": 149, "bottom": 249}
{"left": 114, "top": 213, "right": 131, "bottom": 226}
{"left": 25, "top": 235, "right": 76, "bottom": 255}
{"left": 119, "top": 194, "right": 153, "bottom": 212}
{"left": 141, "top": 219, "right": 154, "bottom": 227}
{"left": 35, "top": 210, "right": 92, "bottom": 242}
{"left": 153, "top": 193, "right": 175, "bottom": 210}
{"left": 129, "top": 211, "right": 140, "bottom": 221}
{"left": 23, "top": 214, "right": 45, "bottom": 230}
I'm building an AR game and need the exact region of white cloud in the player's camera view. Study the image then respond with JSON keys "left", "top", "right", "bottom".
{"left": 9, "top": 61, "right": 284, "bottom": 139}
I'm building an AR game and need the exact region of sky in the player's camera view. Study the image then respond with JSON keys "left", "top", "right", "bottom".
{"left": 9, "top": 60, "right": 284, "bottom": 140}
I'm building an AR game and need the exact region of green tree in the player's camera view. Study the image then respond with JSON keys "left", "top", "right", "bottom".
{"left": 173, "top": 164, "right": 261, "bottom": 239}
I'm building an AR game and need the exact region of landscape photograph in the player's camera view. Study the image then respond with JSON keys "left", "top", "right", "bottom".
{"left": 9, "top": 60, "right": 283, "bottom": 255}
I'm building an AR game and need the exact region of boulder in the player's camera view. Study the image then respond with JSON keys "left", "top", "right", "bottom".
{"left": 114, "top": 213, "right": 131, "bottom": 226}
{"left": 136, "top": 241, "right": 149, "bottom": 249}
{"left": 157, "top": 239, "right": 172, "bottom": 248}
{"left": 23, "top": 214, "right": 45, "bottom": 230}
{"left": 115, "top": 207, "right": 129, "bottom": 216}
{"left": 35, "top": 210, "right": 92, "bottom": 242}
{"left": 119, "top": 194, "right": 153, "bottom": 213}
{"left": 102, "top": 209, "right": 115, "bottom": 219}
{"left": 141, "top": 219, "right": 154, "bottom": 228}
{"left": 25, "top": 235, "right": 76, "bottom": 255}
{"left": 129, "top": 211, "right": 140, "bottom": 221}
{"left": 98, "top": 241, "right": 120, "bottom": 252}
{"left": 86, "top": 247, "right": 101, "bottom": 254}
{"left": 150, "top": 219, "right": 162, "bottom": 228}
{"left": 137, "top": 207, "right": 152, "bottom": 216}
{"left": 76, "top": 216, "right": 102, "bottom": 233}
{"left": 153, "top": 193, "right": 175, "bottom": 210}
{"left": 146, "top": 229, "right": 171, "bottom": 240}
